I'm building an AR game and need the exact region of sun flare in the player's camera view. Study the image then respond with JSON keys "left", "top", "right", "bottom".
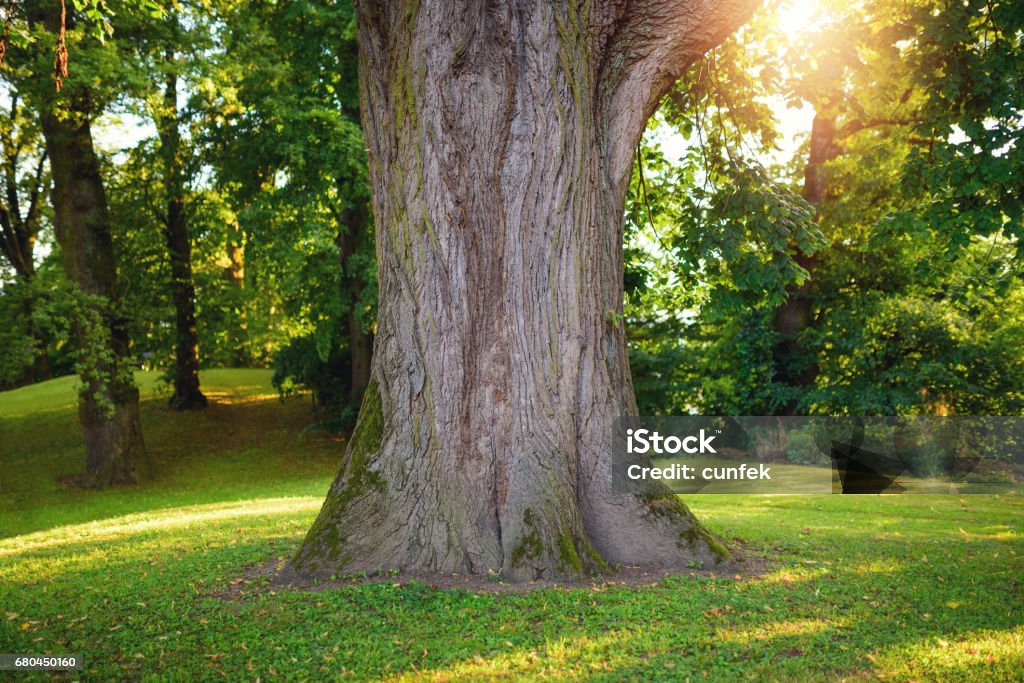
{"left": 776, "top": 0, "right": 831, "bottom": 40}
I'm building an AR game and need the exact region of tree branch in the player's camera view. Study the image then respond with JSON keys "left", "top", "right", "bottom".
{"left": 597, "top": 0, "right": 759, "bottom": 195}
{"left": 836, "top": 117, "right": 921, "bottom": 141}
{"left": 24, "top": 149, "right": 48, "bottom": 232}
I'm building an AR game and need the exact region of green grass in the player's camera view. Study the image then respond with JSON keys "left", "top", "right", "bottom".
{"left": 1, "top": 372, "right": 1022, "bottom": 681}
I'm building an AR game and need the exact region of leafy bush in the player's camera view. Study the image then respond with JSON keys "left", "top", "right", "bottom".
{"left": 272, "top": 334, "right": 355, "bottom": 432}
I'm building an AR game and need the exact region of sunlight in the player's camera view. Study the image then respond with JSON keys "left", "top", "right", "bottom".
{"left": 720, "top": 617, "right": 850, "bottom": 645}
{"left": 386, "top": 629, "right": 639, "bottom": 682}
{"left": 0, "top": 497, "right": 322, "bottom": 558}
{"left": 776, "top": 0, "right": 830, "bottom": 40}
{"left": 875, "top": 627, "right": 1024, "bottom": 677}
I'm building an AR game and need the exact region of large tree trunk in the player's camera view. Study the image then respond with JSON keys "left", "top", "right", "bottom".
{"left": 157, "top": 53, "right": 207, "bottom": 410}
{"left": 30, "top": 4, "right": 150, "bottom": 486}
{"left": 289, "top": 0, "right": 755, "bottom": 582}
{"left": 770, "top": 112, "right": 838, "bottom": 414}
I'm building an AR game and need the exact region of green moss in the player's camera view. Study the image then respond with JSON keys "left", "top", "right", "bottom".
{"left": 296, "top": 381, "right": 386, "bottom": 566}
{"left": 558, "top": 531, "right": 583, "bottom": 574}
{"left": 641, "top": 492, "right": 694, "bottom": 520}
{"left": 702, "top": 531, "right": 730, "bottom": 563}
{"left": 643, "top": 493, "right": 731, "bottom": 563}
{"left": 346, "top": 379, "right": 384, "bottom": 474}
{"left": 581, "top": 537, "right": 610, "bottom": 574}
{"left": 510, "top": 508, "right": 543, "bottom": 566}
{"left": 678, "top": 520, "right": 730, "bottom": 564}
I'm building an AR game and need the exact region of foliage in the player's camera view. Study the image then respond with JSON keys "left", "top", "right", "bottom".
{"left": 897, "top": 0, "right": 1024, "bottom": 252}
{"left": 0, "top": 281, "right": 39, "bottom": 384}
{"left": 208, "top": 0, "right": 375, "bottom": 402}
{"left": 29, "top": 277, "right": 138, "bottom": 416}
{"left": 626, "top": 0, "right": 1024, "bottom": 417}
{"left": 272, "top": 333, "right": 357, "bottom": 431}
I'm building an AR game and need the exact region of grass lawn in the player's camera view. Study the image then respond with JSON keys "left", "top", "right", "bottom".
{"left": 1, "top": 370, "right": 1021, "bottom": 681}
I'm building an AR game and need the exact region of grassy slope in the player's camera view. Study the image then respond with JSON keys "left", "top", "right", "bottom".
{"left": 0, "top": 370, "right": 340, "bottom": 537}
{"left": 0, "top": 372, "right": 1021, "bottom": 681}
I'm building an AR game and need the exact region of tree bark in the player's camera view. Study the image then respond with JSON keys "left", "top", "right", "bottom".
{"left": 157, "top": 51, "right": 207, "bottom": 410}
{"left": 289, "top": 0, "right": 756, "bottom": 582}
{"left": 220, "top": 220, "right": 249, "bottom": 367}
{"left": 30, "top": 4, "right": 150, "bottom": 487}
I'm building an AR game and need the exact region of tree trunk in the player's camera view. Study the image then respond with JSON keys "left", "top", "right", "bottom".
{"left": 157, "top": 55, "right": 207, "bottom": 410}
{"left": 335, "top": 203, "right": 373, "bottom": 406}
{"left": 221, "top": 220, "right": 248, "bottom": 367}
{"left": 770, "top": 112, "right": 838, "bottom": 415}
{"left": 39, "top": 96, "right": 150, "bottom": 486}
{"left": 29, "top": 2, "right": 149, "bottom": 486}
{"left": 289, "top": 0, "right": 755, "bottom": 582}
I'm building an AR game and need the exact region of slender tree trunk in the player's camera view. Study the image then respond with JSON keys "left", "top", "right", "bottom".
{"left": 335, "top": 203, "right": 373, "bottom": 405}
{"left": 770, "top": 113, "right": 838, "bottom": 415}
{"left": 38, "top": 94, "right": 150, "bottom": 487}
{"left": 221, "top": 221, "right": 248, "bottom": 367}
{"left": 801, "top": 115, "right": 838, "bottom": 208}
{"left": 0, "top": 96, "right": 50, "bottom": 384}
{"left": 0, "top": 205, "right": 51, "bottom": 386}
{"left": 289, "top": 0, "right": 755, "bottom": 582}
{"left": 157, "top": 55, "right": 207, "bottom": 410}
{"left": 224, "top": 231, "right": 244, "bottom": 287}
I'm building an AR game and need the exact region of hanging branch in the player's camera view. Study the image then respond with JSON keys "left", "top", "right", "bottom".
{"left": 634, "top": 144, "right": 674, "bottom": 258}
{"left": 54, "top": 0, "right": 69, "bottom": 91}
{"left": 0, "top": 0, "right": 15, "bottom": 68}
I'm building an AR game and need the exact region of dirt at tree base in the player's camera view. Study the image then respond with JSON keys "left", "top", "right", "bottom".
{"left": 212, "top": 538, "right": 772, "bottom": 601}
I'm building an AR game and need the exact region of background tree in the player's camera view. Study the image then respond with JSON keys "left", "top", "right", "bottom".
{"left": 149, "top": 11, "right": 208, "bottom": 410}
{"left": 14, "top": 0, "right": 150, "bottom": 486}
{"left": 0, "top": 87, "right": 52, "bottom": 386}
{"left": 211, "top": 0, "right": 374, "bottom": 424}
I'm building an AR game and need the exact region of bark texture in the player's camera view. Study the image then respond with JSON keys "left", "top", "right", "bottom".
{"left": 157, "top": 55, "right": 207, "bottom": 410}
{"left": 290, "top": 0, "right": 756, "bottom": 581}
{"left": 30, "top": 4, "right": 150, "bottom": 486}
{"left": 221, "top": 221, "right": 248, "bottom": 367}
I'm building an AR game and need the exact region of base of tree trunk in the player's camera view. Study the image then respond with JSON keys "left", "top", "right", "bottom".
{"left": 168, "top": 388, "right": 208, "bottom": 411}
{"left": 285, "top": 489, "right": 729, "bottom": 583}
{"left": 284, "top": 385, "right": 729, "bottom": 584}
{"left": 76, "top": 384, "right": 151, "bottom": 488}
